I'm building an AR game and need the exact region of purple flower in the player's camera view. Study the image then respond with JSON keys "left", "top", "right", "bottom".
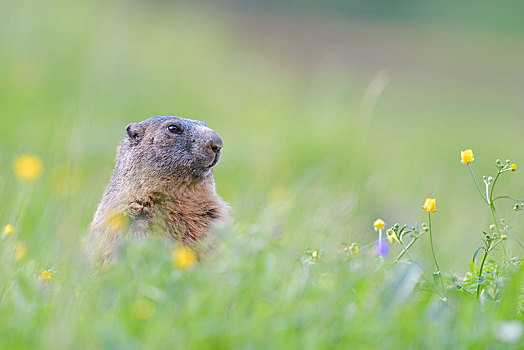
{"left": 376, "top": 241, "right": 389, "bottom": 257}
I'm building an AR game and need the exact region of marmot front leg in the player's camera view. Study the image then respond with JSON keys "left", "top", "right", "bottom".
{"left": 125, "top": 200, "right": 156, "bottom": 239}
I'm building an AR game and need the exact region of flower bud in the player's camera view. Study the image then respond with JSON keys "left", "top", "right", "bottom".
{"left": 387, "top": 230, "right": 399, "bottom": 243}
{"left": 373, "top": 219, "right": 385, "bottom": 231}
{"left": 460, "top": 149, "right": 474, "bottom": 164}
{"left": 349, "top": 243, "right": 359, "bottom": 255}
{"left": 423, "top": 198, "right": 436, "bottom": 212}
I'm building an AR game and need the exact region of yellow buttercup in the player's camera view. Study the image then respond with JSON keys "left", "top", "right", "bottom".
{"left": 423, "top": 198, "right": 436, "bottom": 212}
{"left": 460, "top": 149, "right": 474, "bottom": 164}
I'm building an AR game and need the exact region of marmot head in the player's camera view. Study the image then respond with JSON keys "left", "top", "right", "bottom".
{"left": 121, "top": 116, "right": 223, "bottom": 182}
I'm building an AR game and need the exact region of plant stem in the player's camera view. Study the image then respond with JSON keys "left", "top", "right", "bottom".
{"left": 360, "top": 239, "right": 379, "bottom": 250}
{"left": 476, "top": 249, "right": 489, "bottom": 300}
{"left": 489, "top": 204, "right": 506, "bottom": 256}
{"left": 428, "top": 212, "right": 440, "bottom": 272}
{"left": 467, "top": 164, "right": 488, "bottom": 204}
{"left": 507, "top": 233, "right": 524, "bottom": 251}
{"left": 0, "top": 282, "right": 11, "bottom": 306}
{"left": 488, "top": 172, "right": 501, "bottom": 203}
{"left": 398, "top": 240, "right": 416, "bottom": 261}
{"left": 486, "top": 170, "right": 508, "bottom": 256}
{"left": 493, "top": 195, "right": 524, "bottom": 203}
{"left": 427, "top": 212, "right": 444, "bottom": 291}
{"left": 475, "top": 239, "right": 505, "bottom": 300}
{"left": 397, "top": 238, "right": 445, "bottom": 298}
{"left": 396, "top": 235, "right": 421, "bottom": 261}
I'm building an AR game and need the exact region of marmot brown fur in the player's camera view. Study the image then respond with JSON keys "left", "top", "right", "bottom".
{"left": 89, "top": 116, "right": 229, "bottom": 264}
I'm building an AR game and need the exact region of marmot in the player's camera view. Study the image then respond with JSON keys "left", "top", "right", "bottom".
{"left": 89, "top": 116, "right": 229, "bottom": 264}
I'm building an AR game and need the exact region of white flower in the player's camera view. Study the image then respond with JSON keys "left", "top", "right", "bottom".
{"left": 495, "top": 321, "right": 523, "bottom": 344}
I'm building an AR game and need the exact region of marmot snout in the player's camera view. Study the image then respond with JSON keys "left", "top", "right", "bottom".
{"left": 89, "top": 116, "right": 229, "bottom": 264}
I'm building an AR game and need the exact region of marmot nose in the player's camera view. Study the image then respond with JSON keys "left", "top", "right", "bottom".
{"left": 208, "top": 133, "right": 223, "bottom": 153}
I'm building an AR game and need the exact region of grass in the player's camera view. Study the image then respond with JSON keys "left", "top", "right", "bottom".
{"left": 1, "top": 1, "right": 524, "bottom": 348}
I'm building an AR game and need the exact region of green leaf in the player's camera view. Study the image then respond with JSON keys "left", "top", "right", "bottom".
{"left": 472, "top": 247, "right": 485, "bottom": 264}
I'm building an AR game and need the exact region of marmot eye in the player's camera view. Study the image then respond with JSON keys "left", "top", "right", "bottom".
{"left": 167, "top": 125, "right": 182, "bottom": 134}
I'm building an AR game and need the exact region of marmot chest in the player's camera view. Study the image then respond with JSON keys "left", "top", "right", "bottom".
{"left": 129, "top": 195, "right": 222, "bottom": 242}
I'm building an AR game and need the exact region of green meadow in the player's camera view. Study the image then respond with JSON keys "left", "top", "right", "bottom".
{"left": 1, "top": 1, "right": 524, "bottom": 348}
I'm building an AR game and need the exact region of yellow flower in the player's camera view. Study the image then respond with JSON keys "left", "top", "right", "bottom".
{"left": 104, "top": 211, "right": 126, "bottom": 232}
{"left": 460, "top": 149, "right": 474, "bottom": 164}
{"left": 423, "top": 198, "right": 436, "bottom": 212}
{"left": 39, "top": 270, "right": 52, "bottom": 282}
{"left": 387, "top": 230, "right": 399, "bottom": 243}
{"left": 312, "top": 250, "right": 318, "bottom": 258}
{"left": 3, "top": 224, "right": 15, "bottom": 236}
{"left": 510, "top": 163, "right": 517, "bottom": 171}
{"left": 349, "top": 243, "right": 359, "bottom": 255}
{"left": 15, "top": 242, "right": 27, "bottom": 261}
{"left": 373, "top": 219, "right": 385, "bottom": 231}
{"left": 172, "top": 246, "right": 197, "bottom": 269}
{"left": 132, "top": 299, "right": 156, "bottom": 320}
{"left": 13, "top": 154, "right": 44, "bottom": 181}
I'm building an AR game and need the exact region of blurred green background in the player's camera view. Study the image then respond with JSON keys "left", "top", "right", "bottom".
{"left": 2, "top": 0, "right": 523, "bottom": 268}
{"left": 1, "top": 0, "right": 524, "bottom": 347}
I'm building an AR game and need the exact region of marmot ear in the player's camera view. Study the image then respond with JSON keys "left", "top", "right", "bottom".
{"left": 126, "top": 123, "right": 144, "bottom": 145}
